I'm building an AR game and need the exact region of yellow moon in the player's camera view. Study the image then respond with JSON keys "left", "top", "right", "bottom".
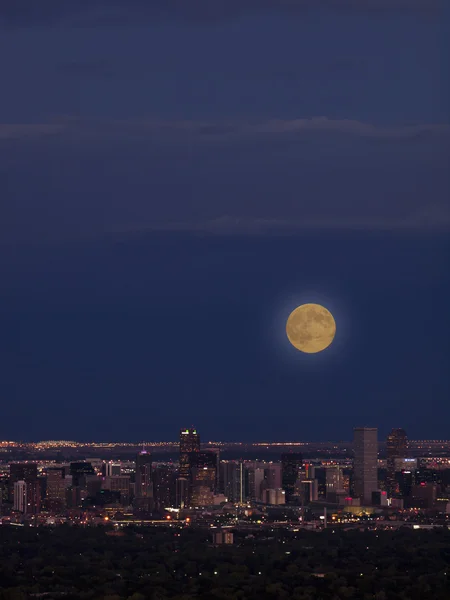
{"left": 286, "top": 303, "right": 336, "bottom": 354}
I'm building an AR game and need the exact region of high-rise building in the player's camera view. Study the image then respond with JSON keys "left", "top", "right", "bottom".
{"left": 219, "top": 461, "right": 239, "bottom": 502}
{"left": 248, "top": 466, "right": 266, "bottom": 502}
{"left": 13, "top": 481, "right": 27, "bottom": 513}
{"left": 152, "top": 465, "right": 177, "bottom": 511}
{"left": 206, "top": 447, "right": 220, "bottom": 491}
{"left": 189, "top": 451, "right": 217, "bottom": 507}
{"left": 397, "top": 469, "right": 414, "bottom": 498}
{"left": 299, "top": 479, "right": 318, "bottom": 504}
{"left": 219, "top": 460, "right": 248, "bottom": 503}
{"left": 265, "top": 464, "right": 282, "bottom": 491}
{"left": 386, "top": 428, "right": 408, "bottom": 497}
{"left": 325, "top": 466, "right": 344, "bottom": 497}
{"left": 69, "top": 462, "right": 95, "bottom": 487}
{"left": 353, "top": 427, "right": 378, "bottom": 505}
{"left": 176, "top": 477, "right": 189, "bottom": 509}
{"left": 10, "top": 463, "right": 38, "bottom": 483}
{"left": 46, "top": 467, "right": 67, "bottom": 511}
{"left": 134, "top": 451, "right": 153, "bottom": 512}
{"left": 102, "top": 476, "right": 130, "bottom": 506}
{"left": 13, "top": 479, "right": 41, "bottom": 514}
{"left": 10, "top": 463, "right": 40, "bottom": 514}
{"left": 179, "top": 428, "right": 200, "bottom": 478}
{"left": 9, "top": 463, "right": 37, "bottom": 501}
{"left": 281, "top": 453, "right": 302, "bottom": 504}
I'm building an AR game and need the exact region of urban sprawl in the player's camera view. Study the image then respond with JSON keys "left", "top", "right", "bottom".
{"left": 1, "top": 428, "right": 450, "bottom": 540}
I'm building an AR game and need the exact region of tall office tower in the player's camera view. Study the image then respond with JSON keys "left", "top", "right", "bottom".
{"left": 176, "top": 477, "right": 189, "bottom": 509}
{"left": 152, "top": 465, "right": 177, "bottom": 511}
{"left": 189, "top": 451, "right": 217, "bottom": 507}
{"left": 13, "top": 479, "right": 41, "bottom": 514}
{"left": 9, "top": 463, "right": 38, "bottom": 483}
{"left": 386, "top": 428, "right": 408, "bottom": 497}
{"left": 13, "top": 480, "right": 27, "bottom": 513}
{"left": 10, "top": 463, "right": 40, "bottom": 513}
{"left": 281, "top": 453, "right": 303, "bottom": 504}
{"left": 397, "top": 469, "right": 414, "bottom": 498}
{"left": 247, "top": 466, "right": 266, "bottom": 501}
{"left": 0, "top": 478, "right": 8, "bottom": 508}
{"left": 9, "top": 463, "right": 38, "bottom": 501}
{"left": 238, "top": 461, "right": 247, "bottom": 504}
{"left": 207, "top": 447, "right": 220, "bottom": 491}
{"left": 325, "top": 466, "right": 344, "bottom": 496}
{"left": 134, "top": 451, "right": 153, "bottom": 512}
{"left": 299, "top": 479, "right": 319, "bottom": 504}
{"left": 219, "top": 461, "right": 239, "bottom": 503}
{"left": 102, "top": 475, "right": 130, "bottom": 506}
{"left": 46, "top": 467, "right": 67, "bottom": 512}
{"left": 179, "top": 428, "right": 200, "bottom": 478}
{"left": 265, "top": 464, "right": 282, "bottom": 490}
{"left": 219, "top": 460, "right": 247, "bottom": 503}
{"left": 353, "top": 427, "right": 378, "bottom": 505}
{"left": 69, "top": 462, "right": 96, "bottom": 487}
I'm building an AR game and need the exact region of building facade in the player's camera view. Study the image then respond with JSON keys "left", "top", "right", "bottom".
{"left": 353, "top": 427, "right": 378, "bottom": 505}
{"left": 189, "top": 451, "right": 217, "bottom": 507}
{"left": 281, "top": 453, "right": 303, "bottom": 504}
{"left": 386, "top": 428, "right": 408, "bottom": 497}
{"left": 134, "top": 451, "right": 153, "bottom": 512}
{"left": 179, "top": 428, "right": 200, "bottom": 478}
{"left": 46, "top": 467, "right": 67, "bottom": 511}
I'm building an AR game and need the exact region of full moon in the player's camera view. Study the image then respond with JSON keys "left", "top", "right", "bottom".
{"left": 286, "top": 303, "right": 336, "bottom": 354}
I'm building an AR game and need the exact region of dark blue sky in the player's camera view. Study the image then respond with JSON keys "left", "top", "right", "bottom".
{"left": 0, "top": 1, "right": 449, "bottom": 442}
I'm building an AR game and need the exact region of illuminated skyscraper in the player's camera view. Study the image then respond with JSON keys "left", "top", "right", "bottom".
{"left": 134, "top": 451, "right": 153, "bottom": 512}
{"left": 46, "top": 467, "right": 67, "bottom": 511}
{"left": 247, "top": 466, "right": 266, "bottom": 501}
{"left": 386, "top": 428, "right": 408, "bottom": 497}
{"left": 207, "top": 447, "right": 220, "bottom": 491}
{"left": 189, "top": 451, "right": 217, "bottom": 506}
{"left": 281, "top": 453, "right": 302, "bottom": 504}
{"left": 353, "top": 427, "right": 378, "bottom": 505}
{"left": 10, "top": 463, "right": 41, "bottom": 514}
{"left": 219, "top": 460, "right": 247, "bottom": 503}
{"left": 325, "top": 466, "right": 344, "bottom": 497}
{"left": 13, "top": 481, "right": 27, "bottom": 512}
{"left": 179, "top": 428, "right": 200, "bottom": 478}
{"left": 152, "top": 465, "right": 177, "bottom": 510}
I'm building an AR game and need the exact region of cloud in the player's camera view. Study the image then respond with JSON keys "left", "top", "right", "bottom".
{"left": 1, "top": 116, "right": 448, "bottom": 242}
{"left": 110, "top": 208, "right": 450, "bottom": 237}
{"left": 0, "top": 0, "right": 442, "bottom": 29}
{"left": 1, "top": 117, "right": 448, "bottom": 144}
{"left": 0, "top": 123, "right": 66, "bottom": 140}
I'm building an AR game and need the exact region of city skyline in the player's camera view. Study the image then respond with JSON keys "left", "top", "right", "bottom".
{"left": 4, "top": 422, "right": 450, "bottom": 520}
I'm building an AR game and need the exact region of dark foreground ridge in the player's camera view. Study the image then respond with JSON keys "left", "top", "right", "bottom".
{"left": 1, "top": 525, "right": 449, "bottom": 600}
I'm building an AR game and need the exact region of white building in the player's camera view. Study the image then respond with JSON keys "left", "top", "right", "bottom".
{"left": 13, "top": 480, "right": 27, "bottom": 513}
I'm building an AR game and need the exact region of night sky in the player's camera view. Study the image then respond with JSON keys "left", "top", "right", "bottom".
{"left": 1, "top": 1, "right": 449, "bottom": 442}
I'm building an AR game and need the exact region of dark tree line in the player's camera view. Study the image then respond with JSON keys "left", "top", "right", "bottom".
{"left": 1, "top": 525, "right": 450, "bottom": 599}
